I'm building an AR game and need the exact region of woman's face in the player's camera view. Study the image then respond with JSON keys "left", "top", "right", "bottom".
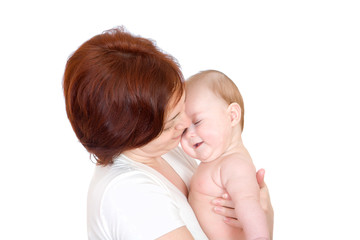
{"left": 138, "top": 93, "right": 191, "bottom": 157}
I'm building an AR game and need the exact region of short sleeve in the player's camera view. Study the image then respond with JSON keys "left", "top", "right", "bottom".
{"left": 100, "top": 171, "right": 185, "bottom": 240}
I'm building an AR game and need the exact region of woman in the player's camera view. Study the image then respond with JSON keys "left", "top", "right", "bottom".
{"left": 63, "top": 27, "right": 273, "bottom": 240}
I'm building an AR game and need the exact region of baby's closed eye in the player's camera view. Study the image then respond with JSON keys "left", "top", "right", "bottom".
{"left": 194, "top": 120, "right": 201, "bottom": 125}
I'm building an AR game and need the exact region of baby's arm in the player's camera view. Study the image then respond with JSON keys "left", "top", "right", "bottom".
{"left": 219, "top": 155, "right": 270, "bottom": 240}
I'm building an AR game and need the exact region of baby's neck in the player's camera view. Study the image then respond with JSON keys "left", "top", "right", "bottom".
{"left": 222, "top": 128, "right": 249, "bottom": 158}
{"left": 224, "top": 138, "right": 248, "bottom": 157}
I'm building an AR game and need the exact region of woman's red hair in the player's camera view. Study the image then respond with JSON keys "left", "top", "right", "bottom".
{"left": 63, "top": 27, "right": 184, "bottom": 166}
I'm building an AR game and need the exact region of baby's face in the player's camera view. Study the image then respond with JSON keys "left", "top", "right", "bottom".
{"left": 181, "top": 86, "right": 233, "bottom": 162}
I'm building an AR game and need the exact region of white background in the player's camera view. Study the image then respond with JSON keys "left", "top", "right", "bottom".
{"left": 1, "top": 0, "right": 359, "bottom": 239}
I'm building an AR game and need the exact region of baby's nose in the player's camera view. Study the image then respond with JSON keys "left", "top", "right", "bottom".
{"left": 183, "top": 123, "right": 196, "bottom": 137}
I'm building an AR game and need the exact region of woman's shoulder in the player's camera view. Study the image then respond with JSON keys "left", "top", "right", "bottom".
{"left": 88, "top": 158, "right": 175, "bottom": 220}
{"left": 88, "top": 163, "right": 186, "bottom": 240}
{"left": 90, "top": 156, "right": 165, "bottom": 195}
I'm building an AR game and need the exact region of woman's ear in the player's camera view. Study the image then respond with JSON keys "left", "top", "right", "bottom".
{"left": 227, "top": 103, "right": 241, "bottom": 127}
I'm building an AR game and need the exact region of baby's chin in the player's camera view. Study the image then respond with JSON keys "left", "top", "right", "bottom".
{"left": 183, "top": 148, "right": 202, "bottom": 161}
{"left": 197, "top": 151, "right": 224, "bottom": 163}
{"left": 192, "top": 152, "right": 213, "bottom": 163}
{"left": 198, "top": 157, "right": 214, "bottom": 163}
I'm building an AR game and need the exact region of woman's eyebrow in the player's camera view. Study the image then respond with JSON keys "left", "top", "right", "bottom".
{"left": 166, "top": 112, "right": 180, "bottom": 123}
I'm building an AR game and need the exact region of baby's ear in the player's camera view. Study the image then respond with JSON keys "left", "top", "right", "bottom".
{"left": 227, "top": 103, "right": 241, "bottom": 126}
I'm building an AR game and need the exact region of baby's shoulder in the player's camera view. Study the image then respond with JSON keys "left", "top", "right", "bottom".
{"left": 219, "top": 151, "right": 255, "bottom": 173}
{"left": 220, "top": 151, "right": 250, "bottom": 163}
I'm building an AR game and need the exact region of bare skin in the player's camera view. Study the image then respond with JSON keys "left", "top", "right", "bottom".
{"left": 157, "top": 170, "right": 273, "bottom": 240}
{"left": 126, "top": 92, "right": 273, "bottom": 240}
{"left": 187, "top": 147, "right": 269, "bottom": 239}
{"left": 213, "top": 169, "right": 274, "bottom": 240}
{"left": 181, "top": 78, "right": 270, "bottom": 239}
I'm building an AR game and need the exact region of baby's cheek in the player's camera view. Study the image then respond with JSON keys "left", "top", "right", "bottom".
{"left": 180, "top": 137, "right": 188, "bottom": 150}
{"left": 180, "top": 138, "right": 192, "bottom": 156}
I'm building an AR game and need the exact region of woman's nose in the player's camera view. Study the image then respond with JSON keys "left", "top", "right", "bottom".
{"left": 175, "top": 112, "right": 191, "bottom": 130}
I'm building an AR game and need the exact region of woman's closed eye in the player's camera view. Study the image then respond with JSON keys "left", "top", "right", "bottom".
{"left": 182, "top": 128, "right": 188, "bottom": 135}
{"left": 163, "top": 125, "right": 174, "bottom": 131}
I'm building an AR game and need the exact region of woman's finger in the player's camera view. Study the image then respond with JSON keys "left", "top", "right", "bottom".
{"left": 213, "top": 205, "right": 237, "bottom": 219}
{"left": 257, "top": 168, "right": 274, "bottom": 239}
{"left": 211, "top": 196, "right": 235, "bottom": 209}
{"left": 223, "top": 217, "right": 242, "bottom": 228}
{"left": 256, "top": 168, "right": 265, "bottom": 188}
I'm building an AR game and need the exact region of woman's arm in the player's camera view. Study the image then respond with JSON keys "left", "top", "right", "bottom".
{"left": 211, "top": 169, "right": 274, "bottom": 239}
{"left": 157, "top": 226, "right": 194, "bottom": 240}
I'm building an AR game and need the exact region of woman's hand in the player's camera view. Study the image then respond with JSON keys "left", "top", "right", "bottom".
{"left": 256, "top": 169, "right": 274, "bottom": 239}
{"left": 211, "top": 168, "right": 274, "bottom": 239}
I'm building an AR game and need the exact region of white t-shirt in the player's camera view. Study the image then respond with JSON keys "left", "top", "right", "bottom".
{"left": 87, "top": 146, "right": 208, "bottom": 240}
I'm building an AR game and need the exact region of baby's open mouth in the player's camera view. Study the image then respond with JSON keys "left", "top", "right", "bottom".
{"left": 193, "top": 142, "right": 203, "bottom": 149}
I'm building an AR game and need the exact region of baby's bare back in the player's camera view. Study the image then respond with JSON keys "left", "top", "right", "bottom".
{"left": 189, "top": 159, "right": 245, "bottom": 240}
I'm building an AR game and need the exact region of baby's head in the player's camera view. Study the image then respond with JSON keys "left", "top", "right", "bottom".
{"left": 186, "top": 70, "right": 244, "bottom": 130}
{"left": 181, "top": 70, "right": 245, "bottom": 162}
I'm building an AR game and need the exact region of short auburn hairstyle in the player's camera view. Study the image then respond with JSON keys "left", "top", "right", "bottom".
{"left": 63, "top": 27, "right": 184, "bottom": 166}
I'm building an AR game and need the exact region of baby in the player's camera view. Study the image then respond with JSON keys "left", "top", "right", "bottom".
{"left": 181, "top": 70, "right": 269, "bottom": 240}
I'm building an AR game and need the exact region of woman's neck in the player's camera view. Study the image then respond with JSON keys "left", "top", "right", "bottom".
{"left": 122, "top": 149, "right": 162, "bottom": 166}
